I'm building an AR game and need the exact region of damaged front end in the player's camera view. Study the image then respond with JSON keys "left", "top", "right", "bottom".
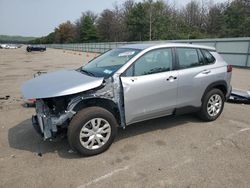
{"left": 22, "top": 70, "right": 125, "bottom": 140}
{"left": 32, "top": 98, "right": 76, "bottom": 139}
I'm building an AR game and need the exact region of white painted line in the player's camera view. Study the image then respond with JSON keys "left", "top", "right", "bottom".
{"left": 77, "top": 166, "right": 130, "bottom": 188}
{"left": 239, "top": 128, "right": 250, "bottom": 132}
{"left": 172, "top": 158, "right": 192, "bottom": 169}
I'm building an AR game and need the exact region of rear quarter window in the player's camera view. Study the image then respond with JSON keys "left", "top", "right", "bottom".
{"left": 201, "top": 49, "right": 216, "bottom": 64}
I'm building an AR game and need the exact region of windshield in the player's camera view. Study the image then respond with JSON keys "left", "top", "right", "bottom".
{"left": 81, "top": 48, "right": 141, "bottom": 78}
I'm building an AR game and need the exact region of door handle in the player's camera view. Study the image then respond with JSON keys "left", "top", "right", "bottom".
{"left": 202, "top": 70, "right": 211, "bottom": 74}
{"left": 166, "top": 76, "right": 177, "bottom": 82}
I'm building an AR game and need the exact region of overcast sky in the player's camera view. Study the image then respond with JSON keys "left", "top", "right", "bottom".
{"left": 0, "top": 0, "right": 227, "bottom": 37}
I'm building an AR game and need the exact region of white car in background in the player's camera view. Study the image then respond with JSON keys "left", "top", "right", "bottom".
{"left": 0, "top": 44, "right": 18, "bottom": 49}
{"left": 8, "top": 44, "right": 18, "bottom": 49}
{"left": 0, "top": 44, "right": 9, "bottom": 49}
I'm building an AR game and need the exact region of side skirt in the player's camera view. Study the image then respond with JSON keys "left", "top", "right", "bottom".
{"left": 174, "top": 106, "right": 201, "bottom": 115}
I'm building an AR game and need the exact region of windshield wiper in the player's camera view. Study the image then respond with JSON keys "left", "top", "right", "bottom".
{"left": 80, "top": 69, "right": 96, "bottom": 77}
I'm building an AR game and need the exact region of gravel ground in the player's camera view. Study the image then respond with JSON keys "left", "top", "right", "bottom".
{"left": 0, "top": 47, "right": 250, "bottom": 188}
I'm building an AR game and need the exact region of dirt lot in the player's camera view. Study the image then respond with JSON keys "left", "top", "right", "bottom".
{"left": 0, "top": 47, "right": 250, "bottom": 188}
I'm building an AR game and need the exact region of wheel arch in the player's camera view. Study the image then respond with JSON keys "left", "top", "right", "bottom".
{"left": 72, "top": 98, "right": 121, "bottom": 126}
{"left": 202, "top": 80, "right": 228, "bottom": 102}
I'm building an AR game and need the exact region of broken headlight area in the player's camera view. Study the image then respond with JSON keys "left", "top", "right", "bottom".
{"left": 32, "top": 98, "right": 75, "bottom": 140}
{"left": 23, "top": 98, "right": 36, "bottom": 108}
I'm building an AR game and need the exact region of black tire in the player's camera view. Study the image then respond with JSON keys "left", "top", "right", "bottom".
{"left": 198, "top": 89, "right": 225, "bottom": 121}
{"left": 67, "top": 107, "right": 118, "bottom": 156}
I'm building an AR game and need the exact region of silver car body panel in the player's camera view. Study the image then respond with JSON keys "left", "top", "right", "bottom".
{"left": 121, "top": 70, "right": 178, "bottom": 125}
{"left": 21, "top": 70, "right": 104, "bottom": 99}
{"left": 176, "top": 63, "right": 228, "bottom": 108}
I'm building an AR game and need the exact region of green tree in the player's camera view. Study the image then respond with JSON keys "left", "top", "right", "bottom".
{"left": 223, "top": 0, "right": 250, "bottom": 37}
{"left": 97, "top": 9, "right": 114, "bottom": 41}
{"left": 80, "top": 16, "right": 98, "bottom": 42}
{"left": 206, "top": 3, "right": 225, "bottom": 37}
{"left": 126, "top": 2, "right": 148, "bottom": 41}
{"left": 33, "top": 0, "right": 250, "bottom": 44}
{"left": 44, "top": 32, "right": 56, "bottom": 43}
{"left": 75, "top": 11, "right": 98, "bottom": 42}
{"left": 150, "top": 0, "right": 171, "bottom": 40}
{"left": 97, "top": 8, "right": 124, "bottom": 42}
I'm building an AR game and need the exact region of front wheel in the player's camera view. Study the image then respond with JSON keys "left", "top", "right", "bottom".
{"left": 67, "top": 107, "right": 118, "bottom": 156}
{"left": 198, "top": 89, "right": 225, "bottom": 121}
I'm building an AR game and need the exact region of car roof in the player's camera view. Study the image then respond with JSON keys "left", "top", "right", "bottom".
{"left": 120, "top": 43, "right": 216, "bottom": 51}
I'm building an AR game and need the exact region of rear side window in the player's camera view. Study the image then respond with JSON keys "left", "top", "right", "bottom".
{"left": 197, "top": 49, "right": 206, "bottom": 65}
{"left": 176, "top": 48, "right": 200, "bottom": 69}
{"left": 201, "top": 49, "right": 216, "bottom": 64}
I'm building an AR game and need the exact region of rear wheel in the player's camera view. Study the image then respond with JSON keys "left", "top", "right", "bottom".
{"left": 198, "top": 89, "right": 225, "bottom": 121}
{"left": 67, "top": 107, "right": 118, "bottom": 156}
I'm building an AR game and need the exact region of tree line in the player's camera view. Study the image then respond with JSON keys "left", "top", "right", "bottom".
{"left": 32, "top": 0, "right": 250, "bottom": 44}
{"left": 0, "top": 35, "right": 36, "bottom": 44}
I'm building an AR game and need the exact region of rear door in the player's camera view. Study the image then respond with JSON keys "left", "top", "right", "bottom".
{"left": 120, "top": 48, "right": 178, "bottom": 125}
{"left": 175, "top": 47, "right": 218, "bottom": 108}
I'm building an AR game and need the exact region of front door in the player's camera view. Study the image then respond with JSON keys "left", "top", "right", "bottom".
{"left": 120, "top": 48, "right": 178, "bottom": 125}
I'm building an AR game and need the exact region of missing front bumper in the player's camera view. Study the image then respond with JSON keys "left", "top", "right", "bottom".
{"left": 32, "top": 115, "right": 43, "bottom": 137}
{"left": 32, "top": 114, "right": 57, "bottom": 139}
{"left": 32, "top": 99, "right": 76, "bottom": 140}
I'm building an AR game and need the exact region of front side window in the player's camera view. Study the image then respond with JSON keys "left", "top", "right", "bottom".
{"left": 176, "top": 48, "right": 200, "bottom": 69}
{"left": 125, "top": 48, "right": 173, "bottom": 76}
{"left": 81, "top": 48, "right": 141, "bottom": 78}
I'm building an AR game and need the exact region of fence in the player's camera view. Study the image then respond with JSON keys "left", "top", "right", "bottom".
{"left": 46, "top": 37, "right": 250, "bottom": 67}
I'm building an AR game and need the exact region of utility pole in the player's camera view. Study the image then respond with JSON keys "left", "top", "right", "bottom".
{"left": 149, "top": 0, "right": 153, "bottom": 41}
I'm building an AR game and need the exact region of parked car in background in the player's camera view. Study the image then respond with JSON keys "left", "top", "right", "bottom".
{"left": 21, "top": 43, "right": 232, "bottom": 156}
{"left": 26, "top": 45, "right": 46, "bottom": 52}
{"left": 0, "top": 44, "right": 10, "bottom": 49}
{"left": 8, "top": 44, "right": 18, "bottom": 49}
{"left": 0, "top": 44, "right": 19, "bottom": 49}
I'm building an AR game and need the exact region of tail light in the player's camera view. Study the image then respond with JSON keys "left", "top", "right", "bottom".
{"left": 227, "top": 65, "right": 232, "bottom": 72}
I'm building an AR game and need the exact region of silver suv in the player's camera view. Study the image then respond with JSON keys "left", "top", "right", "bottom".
{"left": 22, "top": 43, "right": 232, "bottom": 156}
